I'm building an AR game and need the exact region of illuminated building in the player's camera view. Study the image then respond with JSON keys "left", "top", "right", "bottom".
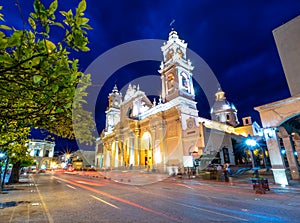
{"left": 98, "top": 29, "right": 259, "bottom": 172}
{"left": 255, "top": 15, "right": 300, "bottom": 185}
{"left": 28, "top": 139, "right": 55, "bottom": 170}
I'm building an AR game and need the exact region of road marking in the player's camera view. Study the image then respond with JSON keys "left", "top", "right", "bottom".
{"left": 90, "top": 195, "right": 120, "bottom": 209}
{"left": 54, "top": 176, "right": 181, "bottom": 222}
{"left": 66, "top": 184, "right": 76, "bottom": 189}
{"left": 30, "top": 175, "right": 55, "bottom": 223}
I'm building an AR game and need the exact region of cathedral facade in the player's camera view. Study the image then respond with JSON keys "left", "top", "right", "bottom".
{"left": 97, "top": 29, "right": 259, "bottom": 172}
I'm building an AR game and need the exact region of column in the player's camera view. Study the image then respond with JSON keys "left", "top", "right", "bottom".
{"left": 150, "top": 126, "right": 156, "bottom": 167}
{"left": 279, "top": 127, "right": 299, "bottom": 180}
{"left": 264, "top": 127, "right": 289, "bottom": 185}
{"left": 292, "top": 133, "right": 300, "bottom": 165}
{"left": 134, "top": 128, "right": 140, "bottom": 166}
{"left": 102, "top": 143, "right": 106, "bottom": 168}
{"left": 160, "top": 120, "right": 167, "bottom": 172}
{"left": 129, "top": 135, "right": 134, "bottom": 166}
{"left": 161, "top": 75, "right": 166, "bottom": 102}
{"left": 115, "top": 139, "right": 119, "bottom": 168}
{"left": 119, "top": 139, "right": 123, "bottom": 167}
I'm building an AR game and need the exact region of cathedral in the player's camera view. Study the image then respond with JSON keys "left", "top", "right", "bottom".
{"left": 96, "top": 29, "right": 262, "bottom": 173}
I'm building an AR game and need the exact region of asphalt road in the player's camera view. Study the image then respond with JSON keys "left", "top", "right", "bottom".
{"left": 5, "top": 173, "right": 300, "bottom": 223}
{"left": 2, "top": 172, "right": 300, "bottom": 223}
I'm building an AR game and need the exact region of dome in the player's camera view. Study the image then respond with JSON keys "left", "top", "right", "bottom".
{"left": 211, "top": 87, "right": 237, "bottom": 114}
{"left": 210, "top": 87, "right": 239, "bottom": 127}
{"left": 210, "top": 100, "right": 234, "bottom": 114}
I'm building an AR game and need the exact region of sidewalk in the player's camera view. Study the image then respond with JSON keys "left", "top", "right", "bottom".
{"left": 0, "top": 175, "right": 49, "bottom": 223}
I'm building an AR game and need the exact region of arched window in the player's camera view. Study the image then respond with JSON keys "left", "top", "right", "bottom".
{"left": 180, "top": 72, "right": 190, "bottom": 92}
{"left": 226, "top": 114, "right": 230, "bottom": 121}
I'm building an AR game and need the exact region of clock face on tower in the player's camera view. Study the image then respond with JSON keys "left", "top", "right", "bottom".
{"left": 114, "top": 101, "right": 119, "bottom": 106}
{"left": 187, "top": 120, "right": 194, "bottom": 129}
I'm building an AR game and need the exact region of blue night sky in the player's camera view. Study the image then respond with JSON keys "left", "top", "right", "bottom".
{"left": 2, "top": 0, "right": 300, "bottom": 151}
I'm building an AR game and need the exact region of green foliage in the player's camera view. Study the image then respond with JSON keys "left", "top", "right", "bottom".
{"left": 20, "top": 156, "right": 35, "bottom": 167}
{"left": 0, "top": 0, "right": 95, "bottom": 163}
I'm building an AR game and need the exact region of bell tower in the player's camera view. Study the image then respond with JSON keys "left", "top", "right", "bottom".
{"left": 159, "top": 29, "right": 195, "bottom": 102}
{"left": 105, "top": 85, "right": 122, "bottom": 133}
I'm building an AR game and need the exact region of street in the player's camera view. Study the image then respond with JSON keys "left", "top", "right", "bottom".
{"left": 1, "top": 171, "right": 300, "bottom": 222}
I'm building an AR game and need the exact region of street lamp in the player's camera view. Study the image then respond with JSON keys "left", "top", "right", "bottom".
{"left": 0, "top": 152, "right": 8, "bottom": 192}
{"left": 245, "top": 138, "right": 257, "bottom": 169}
{"left": 245, "top": 139, "right": 256, "bottom": 147}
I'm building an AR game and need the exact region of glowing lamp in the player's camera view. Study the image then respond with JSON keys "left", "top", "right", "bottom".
{"left": 245, "top": 139, "right": 256, "bottom": 147}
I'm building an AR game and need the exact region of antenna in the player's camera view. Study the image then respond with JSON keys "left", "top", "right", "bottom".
{"left": 170, "top": 19, "right": 176, "bottom": 29}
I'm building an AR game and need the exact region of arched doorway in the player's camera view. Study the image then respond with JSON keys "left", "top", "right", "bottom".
{"left": 255, "top": 94, "right": 300, "bottom": 185}
{"left": 141, "top": 132, "right": 152, "bottom": 168}
{"left": 278, "top": 115, "right": 300, "bottom": 180}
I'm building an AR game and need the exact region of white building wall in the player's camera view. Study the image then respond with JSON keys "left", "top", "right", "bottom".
{"left": 273, "top": 15, "right": 300, "bottom": 96}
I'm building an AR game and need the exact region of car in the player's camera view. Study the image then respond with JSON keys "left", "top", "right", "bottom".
{"left": 38, "top": 169, "right": 46, "bottom": 173}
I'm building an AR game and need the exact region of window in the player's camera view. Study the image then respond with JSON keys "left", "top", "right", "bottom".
{"left": 34, "top": 149, "right": 40, "bottom": 157}
{"left": 226, "top": 114, "right": 230, "bottom": 121}
{"left": 181, "top": 72, "right": 189, "bottom": 89}
{"left": 167, "top": 73, "right": 175, "bottom": 91}
{"left": 223, "top": 147, "right": 230, "bottom": 163}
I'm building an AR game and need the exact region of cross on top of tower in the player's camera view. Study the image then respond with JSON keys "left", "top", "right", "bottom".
{"left": 169, "top": 19, "right": 175, "bottom": 28}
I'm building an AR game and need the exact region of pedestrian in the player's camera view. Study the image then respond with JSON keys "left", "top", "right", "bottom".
{"left": 216, "top": 164, "right": 222, "bottom": 181}
{"left": 223, "top": 164, "right": 229, "bottom": 182}
{"left": 226, "top": 164, "right": 231, "bottom": 175}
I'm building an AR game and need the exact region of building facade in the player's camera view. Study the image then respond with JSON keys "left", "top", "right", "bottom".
{"left": 28, "top": 139, "right": 55, "bottom": 170}
{"left": 99, "top": 29, "right": 256, "bottom": 173}
{"left": 255, "top": 15, "right": 300, "bottom": 185}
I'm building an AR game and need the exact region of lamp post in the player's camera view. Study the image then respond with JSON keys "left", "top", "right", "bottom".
{"left": 0, "top": 152, "right": 9, "bottom": 192}
{"left": 245, "top": 138, "right": 257, "bottom": 169}
{"left": 0, "top": 152, "right": 5, "bottom": 191}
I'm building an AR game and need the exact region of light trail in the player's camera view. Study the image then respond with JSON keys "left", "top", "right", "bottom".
{"left": 53, "top": 176, "right": 181, "bottom": 222}
{"left": 76, "top": 180, "right": 104, "bottom": 187}
{"left": 171, "top": 200, "right": 248, "bottom": 221}
{"left": 175, "top": 183, "right": 193, "bottom": 189}
{"left": 139, "top": 183, "right": 285, "bottom": 222}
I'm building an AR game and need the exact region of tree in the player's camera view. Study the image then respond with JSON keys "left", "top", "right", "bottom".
{"left": 0, "top": 0, "right": 95, "bottom": 183}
